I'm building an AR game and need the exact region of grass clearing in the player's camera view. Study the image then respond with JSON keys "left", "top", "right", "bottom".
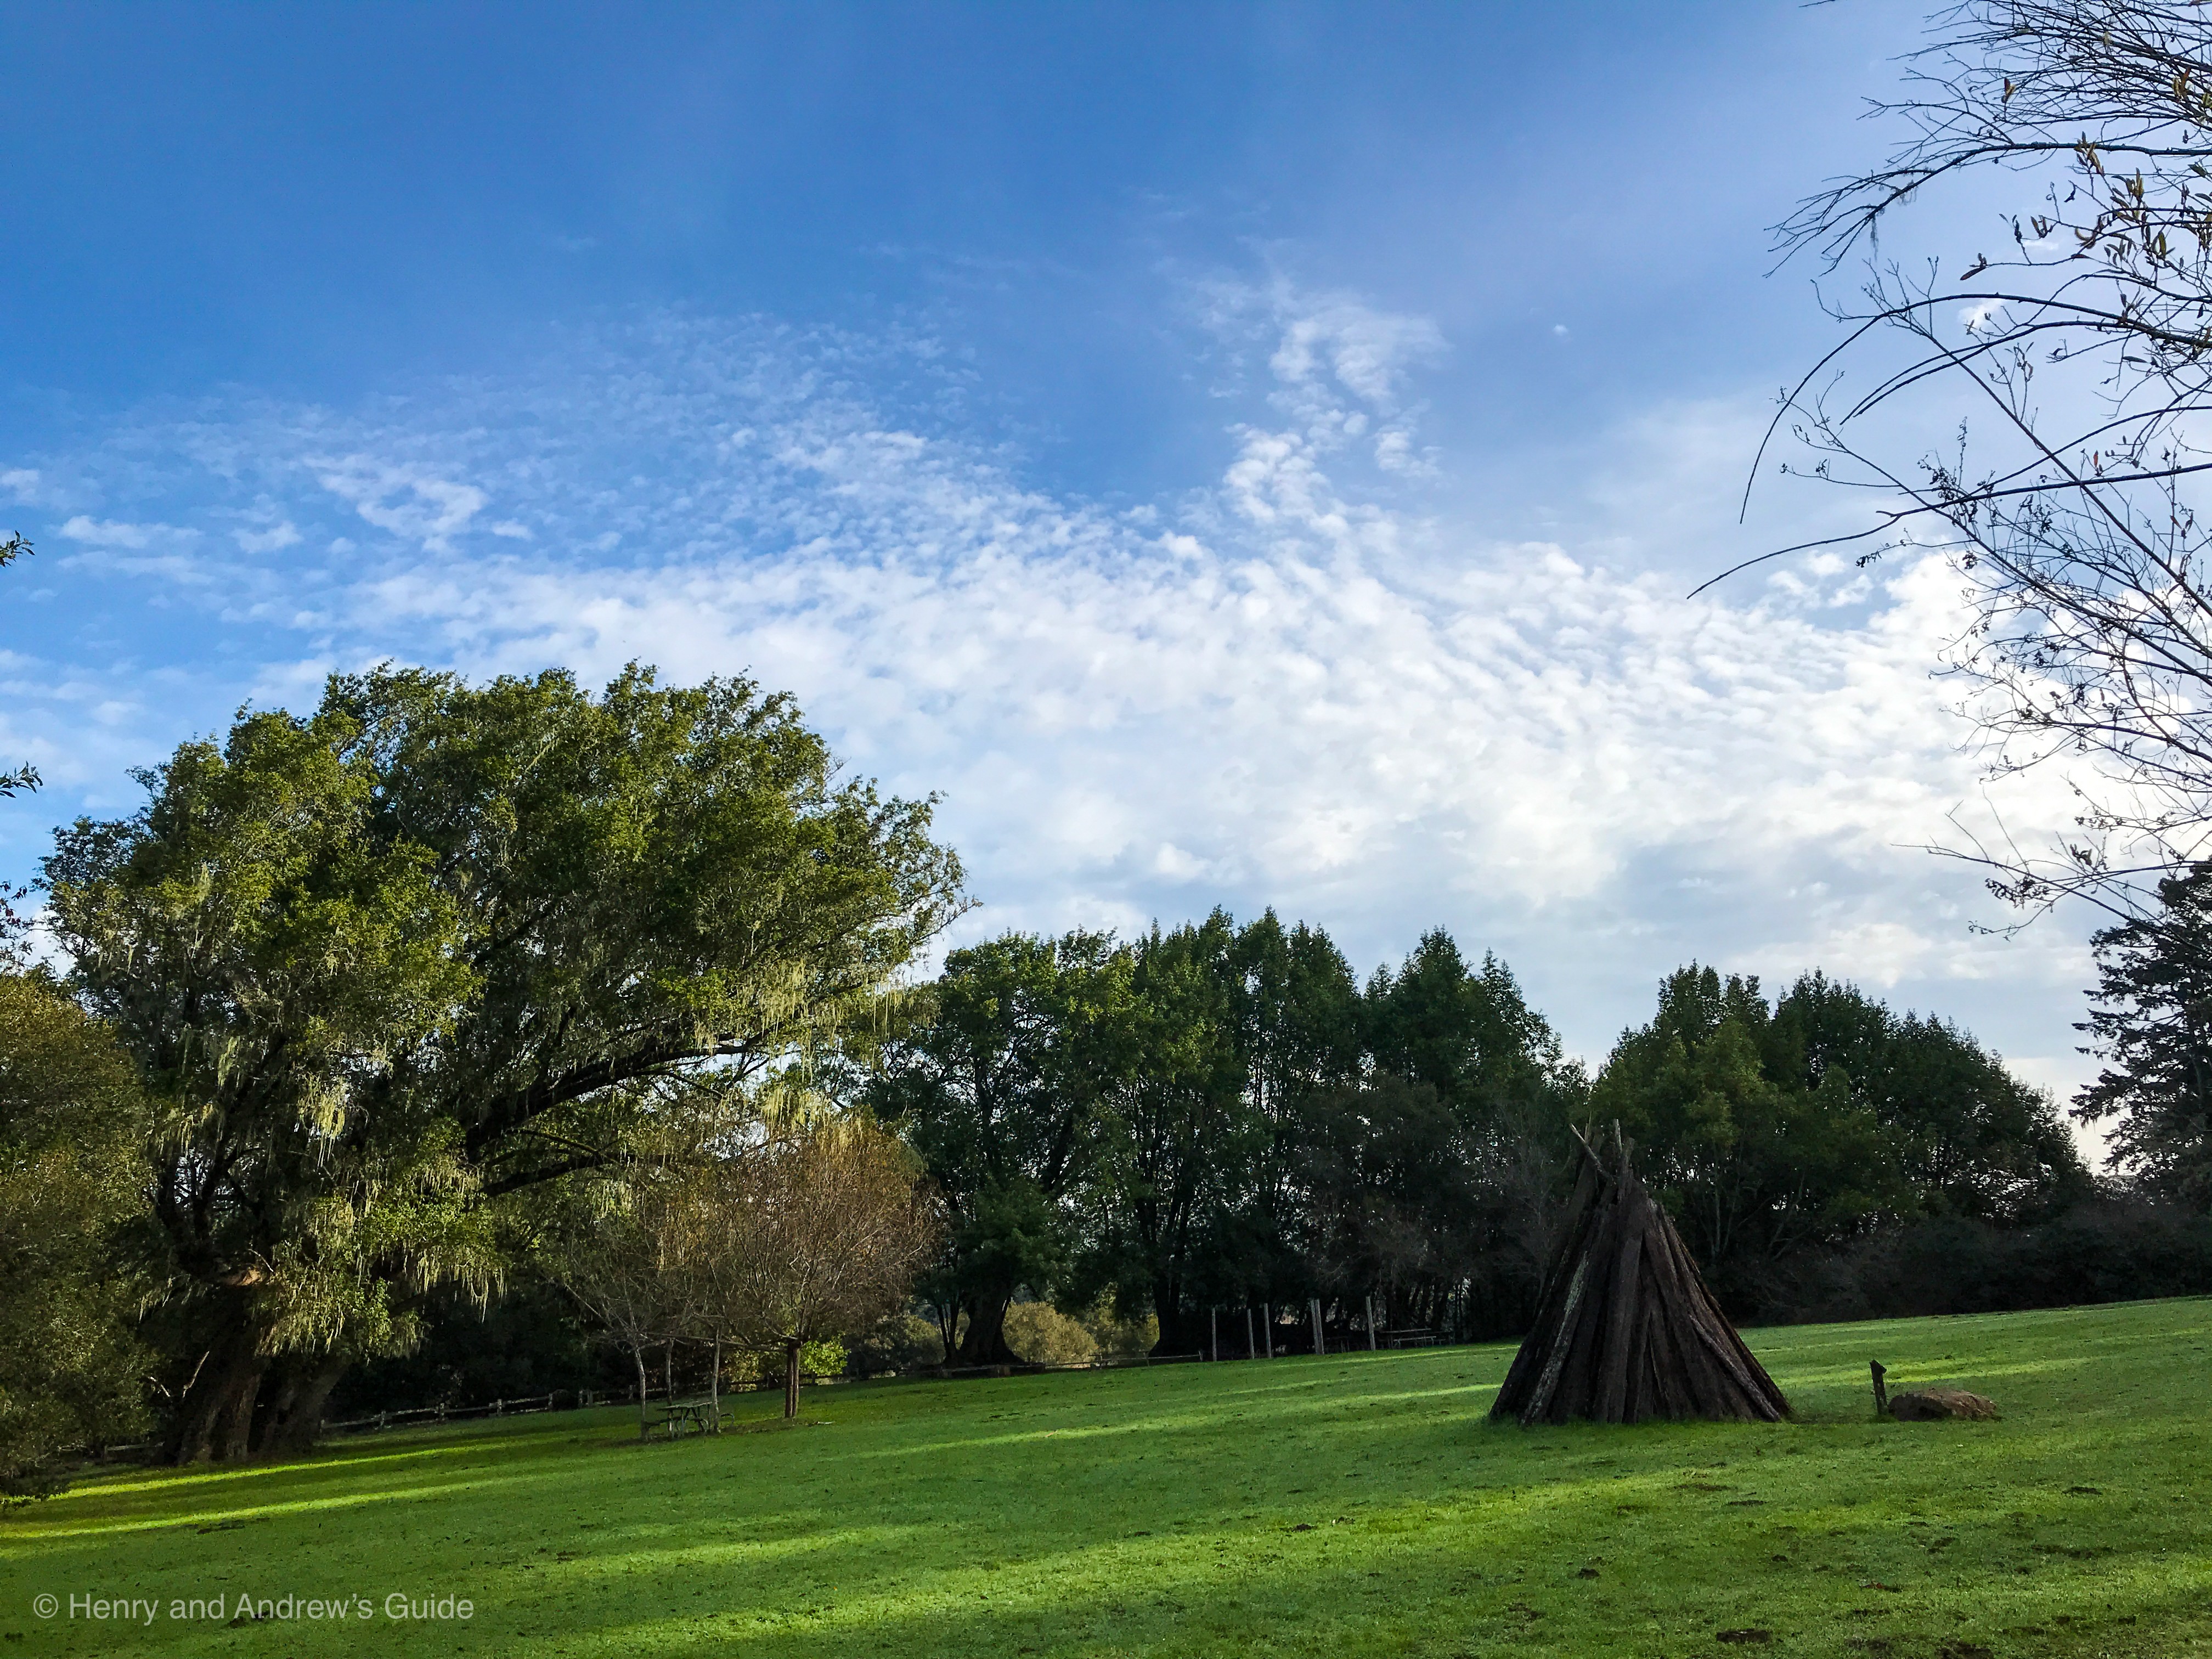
{"left": 3, "top": 1298, "right": 2208, "bottom": 1656}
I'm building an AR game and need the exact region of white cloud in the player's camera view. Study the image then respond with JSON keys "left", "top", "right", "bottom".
{"left": 1267, "top": 296, "right": 1445, "bottom": 409}
{"left": 59, "top": 515, "right": 161, "bottom": 548}
{"left": 234, "top": 521, "right": 302, "bottom": 554}
{"left": 311, "top": 457, "right": 488, "bottom": 550}
{"left": 0, "top": 301, "right": 2107, "bottom": 1063}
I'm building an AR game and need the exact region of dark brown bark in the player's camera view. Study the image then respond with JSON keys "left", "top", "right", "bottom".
{"left": 260, "top": 1355, "right": 349, "bottom": 1457}
{"left": 783, "top": 1338, "right": 802, "bottom": 1419}
{"left": 167, "top": 1319, "right": 271, "bottom": 1465}
{"left": 952, "top": 1295, "right": 1017, "bottom": 1365}
{"left": 634, "top": 1346, "right": 651, "bottom": 1440}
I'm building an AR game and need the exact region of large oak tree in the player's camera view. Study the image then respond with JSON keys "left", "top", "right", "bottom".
{"left": 44, "top": 663, "right": 962, "bottom": 1461}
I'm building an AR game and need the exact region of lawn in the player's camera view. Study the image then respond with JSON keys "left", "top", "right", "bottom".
{"left": 3, "top": 1297, "right": 2207, "bottom": 1658}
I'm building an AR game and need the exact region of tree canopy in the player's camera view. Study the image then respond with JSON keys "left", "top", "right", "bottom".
{"left": 0, "top": 972, "right": 154, "bottom": 1496}
{"left": 1592, "top": 965, "right": 2089, "bottom": 1307}
{"left": 2078, "top": 864, "right": 2212, "bottom": 1209}
{"left": 43, "top": 663, "right": 963, "bottom": 1461}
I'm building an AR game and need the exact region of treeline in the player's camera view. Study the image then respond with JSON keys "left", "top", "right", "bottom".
{"left": 842, "top": 929, "right": 2103, "bottom": 1360}
{"left": 848, "top": 918, "right": 1584, "bottom": 1359}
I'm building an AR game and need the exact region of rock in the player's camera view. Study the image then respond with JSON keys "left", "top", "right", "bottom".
{"left": 1889, "top": 1387, "right": 1997, "bottom": 1421}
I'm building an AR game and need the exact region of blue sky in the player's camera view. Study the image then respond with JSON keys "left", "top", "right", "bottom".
{"left": 2, "top": 2, "right": 2105, "bottom": 1104}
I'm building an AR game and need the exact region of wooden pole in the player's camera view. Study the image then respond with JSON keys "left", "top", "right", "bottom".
{"left": 1210, "top": 1306, "right": 1218, "bottom": 1363}
{"left": 1310, "top": 1298, "right": 1324, "bottom": 1356}
{"left": 1262, "top": 1302, "right": 1274, "bottom": 1359}
{"left": 1365, "top": 1294, "right": 1377, "bottom": 1351}
{"left": 1244, "top": 1304, "right": 1256, "bottom": 1360}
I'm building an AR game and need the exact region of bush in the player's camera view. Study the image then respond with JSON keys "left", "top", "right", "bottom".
{"left": 845, "top": 1312, "right": 945, "bottom": 1376}
{"left": 1002, "top": 1302, "right": 1096, "bottom": 1365}
{"left": 1079, "top": 1301, "right": 1159, "bottom": 1357}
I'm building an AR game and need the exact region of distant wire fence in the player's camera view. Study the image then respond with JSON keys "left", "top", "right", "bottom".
{"left": 77, "top": 1333, "right": 1443, "bottom": 1462}
{"left": 323, "top": 1352, "right": 1212, "bottom": 1436}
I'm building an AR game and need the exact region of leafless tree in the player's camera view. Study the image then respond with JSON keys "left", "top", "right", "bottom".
{"left": 1750, "top": 1, "right": 2212, "bottom": 924}
{"left": 711, "top": 1122, "right": 940, "bottom": 1418}
{"left": 543, "top": 1173, "right": 703, "bottom": 1440}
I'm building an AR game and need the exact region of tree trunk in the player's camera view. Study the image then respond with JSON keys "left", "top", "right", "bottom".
{"left": 1149, "top": 1274, "right": 1186, "bottom": 1356}
{"left": 634, "top": 1345, "right": 651, "bottom": 1441}
{"left": 709, "top": 1337, "right": 723, "bottom": 1431}
{"left": 953, "top": 1294, "right": 1018, "bottom": 1365}
{"left": 260, "top": 1354, "right": 349, "bottom": 1458}
{"left": 167, "top": 1324, "right": 269, "bottom": 1465}
{"left": 783, "top": 1338, "right": 803, "bottom": 1419}
{"left": 208, "top": 1356, "right": 267, "bottom": 1463}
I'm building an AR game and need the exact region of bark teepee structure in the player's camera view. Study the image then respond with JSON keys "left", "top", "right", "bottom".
{"left": 1492, "top": 1127, "right": 1789, "bottom": 1426}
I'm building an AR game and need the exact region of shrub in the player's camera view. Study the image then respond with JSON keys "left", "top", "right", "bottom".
{"left": 846, "top": 1312, "right": 945, "bottom": 1376}
{"left": 1002, "top": 1302, "right": 1096, "bottom": 1366}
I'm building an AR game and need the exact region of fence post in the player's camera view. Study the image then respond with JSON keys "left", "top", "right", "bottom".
{"left": 1262, "top": 1302, "right": 1273, "bottom": 1359}
{"left": 1310, "top": 1298, "right": 1324, "bottom": 1356}
{"left": 1366, "top": 1294, "right": 1378, "bottom": 1351}
{"left": 1209, "top": 1306, "right": 1218, "bottom": 1362}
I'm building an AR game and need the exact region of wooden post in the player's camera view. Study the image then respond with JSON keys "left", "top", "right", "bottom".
{"left": 1869, "top": 1360, "right": 1889, "bottom": 1417}
{"left": 1262, "top": 1302, "right": 1274, "bottom": 1359}
{"left": 1365, "top": 1294, "right": 1378, "bottom": 1351}
{"left": 1210, "top": 1306, "right": 1218, "bottom": 1362}
{"left": 1244, "top": 1304, "right": 1256, "bottom": 1359}
{"left": 1310, "top": 1298, "right": 1324, "bottom": 1356}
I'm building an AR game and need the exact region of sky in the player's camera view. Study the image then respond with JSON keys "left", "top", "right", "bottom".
{"left": 0, "top": 2, "right": 2112, "bottom": 1113}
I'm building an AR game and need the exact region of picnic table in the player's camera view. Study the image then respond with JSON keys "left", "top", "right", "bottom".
{"left": 651, "top": 1398, "right": 722, "bottom": 1438}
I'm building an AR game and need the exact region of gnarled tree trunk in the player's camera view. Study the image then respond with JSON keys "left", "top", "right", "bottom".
{"left": 259, "top": 1355, "right": 349, "bottom": 1458}
{"left": 167, "top": 1312, "right": 272, "bottom": 1465}
{"left": 952, "top": 1294, "right": 1017, "bottom": 1365}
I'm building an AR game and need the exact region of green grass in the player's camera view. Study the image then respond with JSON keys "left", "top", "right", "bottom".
{"left": 4, "top": 1298, "right": 2209, "bottom": 1657}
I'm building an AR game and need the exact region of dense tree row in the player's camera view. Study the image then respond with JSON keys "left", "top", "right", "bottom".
{"left": 852, "top": 919, "right": 1582, "bottom": 1360}
{"left": 852, "top": 926, "right": 2094, "bottom": 1353}
{"left": 1590, "top": 966, "right": 2090, "bottom": 1310}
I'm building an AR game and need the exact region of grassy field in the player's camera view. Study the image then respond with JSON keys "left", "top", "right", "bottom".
{"left": 2, "top": 1298, "right": 2207, "bottom": 1658}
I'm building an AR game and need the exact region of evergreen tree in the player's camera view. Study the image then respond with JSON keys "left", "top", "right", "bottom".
{"left": 2078, "top": 866, "right": 2212, "bottom": 1209}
